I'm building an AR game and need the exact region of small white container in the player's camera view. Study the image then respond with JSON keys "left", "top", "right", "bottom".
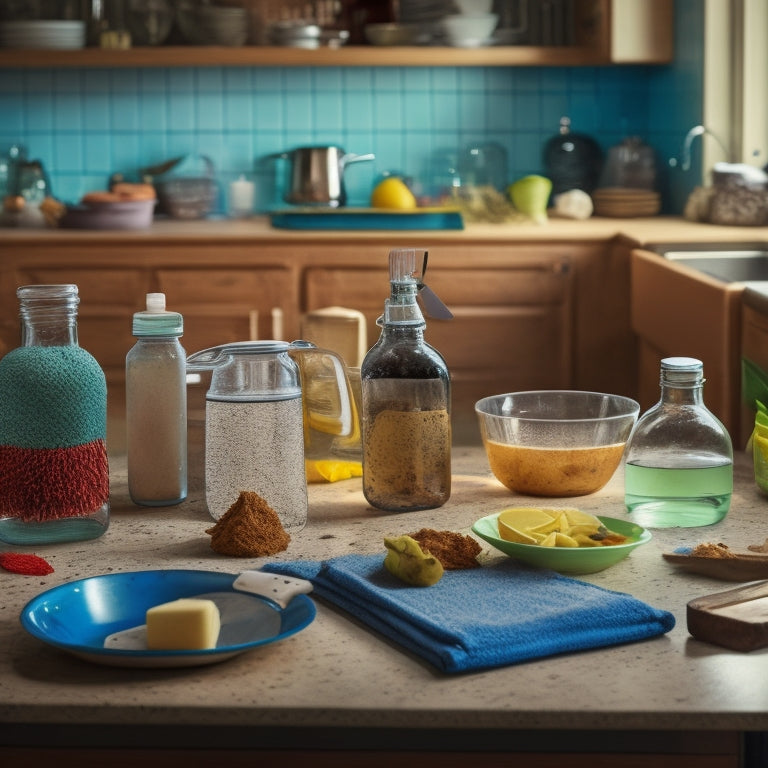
{"left": 228, "top": 175, "right": 255, "bottom": 218}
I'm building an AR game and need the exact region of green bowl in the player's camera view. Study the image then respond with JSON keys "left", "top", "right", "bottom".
{"left": 471, "top": 513, "right": 651, "bottom": 575}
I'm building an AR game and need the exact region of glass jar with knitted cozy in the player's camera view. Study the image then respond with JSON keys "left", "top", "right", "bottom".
{"left": 0, "top": 284, "right": 109, "bottom": 544}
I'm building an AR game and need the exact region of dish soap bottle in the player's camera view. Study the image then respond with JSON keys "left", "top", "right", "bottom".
{"left": 126, "top": 293, "right": 187, "bottom": 506}
{"left": 0, "top": 284, "right": 109, "bottom": 544}
{"left": 361, "top": 248, "right": 452, "bottom": 511}
{"left": 624, "top": 357, "right": 733, "bottom": 527}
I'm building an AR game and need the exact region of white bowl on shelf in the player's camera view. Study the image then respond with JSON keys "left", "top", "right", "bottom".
{"left": 453, "top": 0, "right": 494, "bottom": 15}
{"left": 440, "top": 13, "right": 498, "bottom": 47}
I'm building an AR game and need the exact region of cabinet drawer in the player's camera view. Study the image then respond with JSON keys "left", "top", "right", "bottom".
{"left": 156, "top": 268, "right": 298, "bottom": 350}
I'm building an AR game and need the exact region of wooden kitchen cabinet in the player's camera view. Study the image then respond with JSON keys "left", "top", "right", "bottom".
{"left": 631, "top": 248, "right": 745, "bottom": 445}
{"left": 6, "top": 261, "right": 296, "bottom": 416}
{"left": 0, "top": 0, "right": 672, "bottom": 68}
{"left": 304, "top": 257, "right": 575, "bottom": 443}
{"left": 156, "top": 267, "right": 296, "bottom": 349}
{"left": 0, "top": 227, "right": 636, "bottom": 449}
{"left": 301, "top": 237, "right": 635, "bottom": 443}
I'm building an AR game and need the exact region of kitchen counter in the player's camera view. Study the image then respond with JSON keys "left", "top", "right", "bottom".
{"left": 1, "top": 215, "right": 767, "bottom": 246}
{"left": 2, "top": 442, "right": 768, "bottom": 762}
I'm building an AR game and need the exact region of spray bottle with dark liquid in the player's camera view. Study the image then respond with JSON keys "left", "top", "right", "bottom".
{"left": 361, "top": 248, "right": 452, "bottom": 512}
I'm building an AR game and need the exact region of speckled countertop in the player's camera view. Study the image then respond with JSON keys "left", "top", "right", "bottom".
{"left": 2, "top": 444, "right": 768, "bottom": 745}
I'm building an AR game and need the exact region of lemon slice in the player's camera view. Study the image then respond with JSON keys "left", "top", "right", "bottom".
{"left": 539, "top": 531, "right": 558, "bottom": 547}
{"left": 497, "top": 519, "right": 539, "bottom": 545}
{"left": 498, "top": 507, "right": 556, "bottom": 532}
{"left": 534, "top": 511, "right": 571, "bottom": 535}
{"left": 567, "top": 523, "right": 602, "bottom": 538}
{"left": 563, "top": 508, "right": 602, "bottom": 527}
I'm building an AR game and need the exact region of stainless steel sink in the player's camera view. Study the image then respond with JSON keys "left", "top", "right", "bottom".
{"left": 647, "top": 241, "right": 768, "bottom": 283}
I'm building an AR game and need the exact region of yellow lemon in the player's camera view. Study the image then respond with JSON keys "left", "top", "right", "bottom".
{"left": 370, "top": 177, "right": 417, "bottom": 210}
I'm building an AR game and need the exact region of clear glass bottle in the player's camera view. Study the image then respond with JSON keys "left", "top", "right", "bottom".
{"left": 361, "top": 248, "right": 451, "bottom": 511}
{"left": 126, "top": 293, "right": 187, "bottom": 506}
{"left": 624, "top": 356, "right": 733, "bottom": 527}
{"left": 0, "top": 284, "right": 109, "bottom": 544}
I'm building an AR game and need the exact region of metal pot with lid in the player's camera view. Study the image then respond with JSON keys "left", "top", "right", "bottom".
{"left": 272, "top": 145, "right": 375, "bottom": 207}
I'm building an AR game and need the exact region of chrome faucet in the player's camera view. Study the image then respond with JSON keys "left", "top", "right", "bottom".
{"left": 674, "top": 125, "right": 730, "bottom": 172}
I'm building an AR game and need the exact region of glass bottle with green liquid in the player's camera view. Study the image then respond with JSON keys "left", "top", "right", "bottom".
{"left": 624, "top": 357, "right": 733, "bottom": 527}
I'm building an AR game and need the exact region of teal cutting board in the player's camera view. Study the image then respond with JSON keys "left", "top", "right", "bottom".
{"left": 269, "top": 207, "right": 464, "bottom": 231}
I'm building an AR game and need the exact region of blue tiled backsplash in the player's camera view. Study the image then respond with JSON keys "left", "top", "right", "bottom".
{"left": 0, "top": 5, "right": 704, "bottom": 214}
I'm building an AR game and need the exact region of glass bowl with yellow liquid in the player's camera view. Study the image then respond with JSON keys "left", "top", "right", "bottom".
{"left": 475, "top": 391, "right": 640, "bottom": 496}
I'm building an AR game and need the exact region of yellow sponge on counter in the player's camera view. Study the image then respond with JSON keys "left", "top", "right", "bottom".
{"left": 146, "top": 598, "right": 221, "bottom": 651}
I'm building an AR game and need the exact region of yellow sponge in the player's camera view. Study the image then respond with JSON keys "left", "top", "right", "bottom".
{"left": 146, "top": 598, "right": 221, "bottom": 651}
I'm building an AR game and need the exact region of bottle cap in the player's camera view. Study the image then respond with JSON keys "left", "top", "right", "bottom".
{"left": 132, "top": 293, "right": 183, "bottom": 336}
{"left": 660, "top": 357, "right": 703, "bottom": 385}
{"left": 661, "top": 356, "right": 703, "bottom": 372}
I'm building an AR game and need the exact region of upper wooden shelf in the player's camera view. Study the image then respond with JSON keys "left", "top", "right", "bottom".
{"left": 0, "top": 44, "right": 615, "bottom": 68}
{"left": 0, "top": 1, "right": 674, "bottom": 68}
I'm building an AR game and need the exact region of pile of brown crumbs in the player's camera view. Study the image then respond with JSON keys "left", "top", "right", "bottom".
{"left": 206, "top": 490, "right": 290, "bottom": 557}
{"left": 689, "top": 542, "right": 736, "bottom": 559}
{"left": 409, "top": 528, "right": 482, "bottom": 570}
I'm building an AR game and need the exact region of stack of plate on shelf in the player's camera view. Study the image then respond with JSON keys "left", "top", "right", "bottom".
{"left": 591, "top": 187, "right": 661, "bottom": 218}
{"left": 0, "top": 20, "right": 86, "bottom": 49}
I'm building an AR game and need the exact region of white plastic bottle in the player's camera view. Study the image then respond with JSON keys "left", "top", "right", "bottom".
{"left": 126, "top": 293, "right": 187, "bottom": 506}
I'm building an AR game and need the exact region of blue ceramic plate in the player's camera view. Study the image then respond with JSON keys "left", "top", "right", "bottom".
{"left": 20, "top": 569, "right": 316, "bottom": 668}
{"left": 472, "top": 514, "right": 651, "bottom": 575}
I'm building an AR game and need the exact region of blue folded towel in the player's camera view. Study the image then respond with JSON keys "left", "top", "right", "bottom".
{"left": 264, "top": 555, "right": 675, "bottom": 674}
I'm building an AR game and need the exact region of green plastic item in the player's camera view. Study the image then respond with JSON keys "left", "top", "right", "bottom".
{"left": 742, "top": 357, "right": 768, "bottom": 412}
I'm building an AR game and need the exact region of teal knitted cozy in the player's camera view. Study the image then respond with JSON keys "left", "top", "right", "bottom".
{"left": 0, "top": 346, "right": 106, "bottom": 448}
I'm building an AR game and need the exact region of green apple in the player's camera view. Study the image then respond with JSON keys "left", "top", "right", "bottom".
{"left": 508, "top": 175, "right": 553, "bottom": 224}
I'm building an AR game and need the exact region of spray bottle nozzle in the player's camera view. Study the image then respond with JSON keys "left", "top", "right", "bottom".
{"left": 388, "top": 249, "right": 453, "bottom": 321}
